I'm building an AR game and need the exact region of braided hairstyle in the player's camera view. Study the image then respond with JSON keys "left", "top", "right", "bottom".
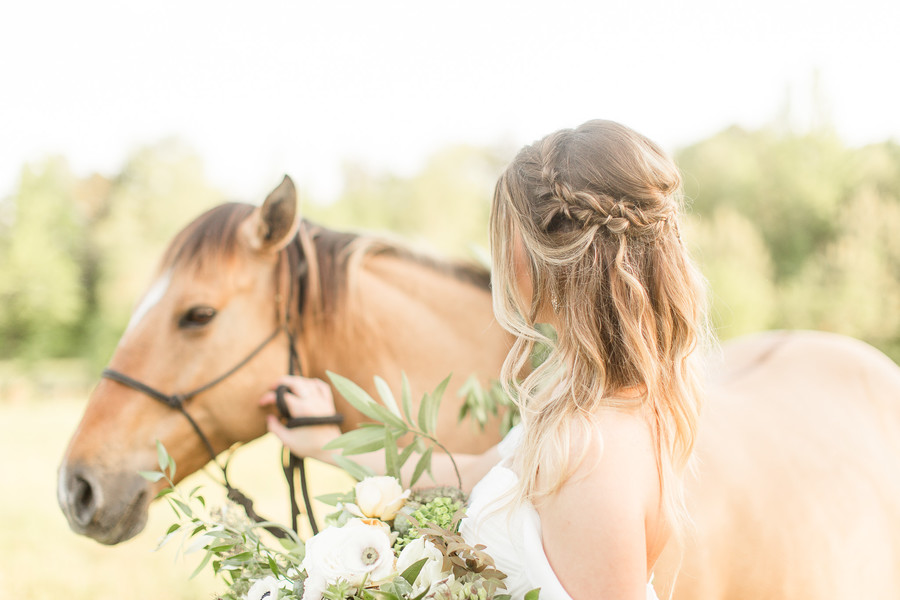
{"left": 490, "top": 119, "right": 710, "bottom": 540}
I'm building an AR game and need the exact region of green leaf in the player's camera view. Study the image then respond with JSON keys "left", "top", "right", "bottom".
{"left": 384, "top": 428, "right": 399, "bottom": 481}
{"left": 396, "top": 441, "right": 417, "bottom": 471}
{"left": 328, "top": 371, "right": 381, "bottom": 416}
{"left": 328, "top": 372, "right": 407, "bottom": 430}
{"left": 418, "top": 391, "right": 441, "bottom": 435}
{"left": 173, "top": 498, "right": 193, "bottom": 518}
{"left": 189, "top": 549, "right": 213, "bottom": 579}
{"left": 363, "top": 591, "right": 402, "bottom": 600}
{"left": 139, "top": 470, "right": 164, "bottom": 483}
{"left": 524, "top": 588, "right": 542, "bottom": 600}
{"left": 374, "top": 376, "right": 402, "bottom": 419}
{"left": 410, "top": 447, "right": 432, "bottom": 487}
{"left": 417, "top": 392, "right": 431, "bottom": 433}
{"left": 381, "top": 577, "right": 414, "bottom": 598}
{"left": 401, "top": 372, "right": 414, "bottom": 423}
{"left": 399, "top": 557, "right": 428, "bottom": 585}
{"left": 315, "top": 490, "right": 355, "bottom": 506}
{"left": 267, "top": 554, "right": 280, "bottom": 577}
{"left": 323, "top": 424, "right": 387, "bottom": 455}
{"left": 431, "top": 374, "right": 451, "bottom": 408}
{"left": 156, "top": 440, "right": 169, "bottom": 473}
{"left": 334, "top": 455, "right": 376, "bottom": 481}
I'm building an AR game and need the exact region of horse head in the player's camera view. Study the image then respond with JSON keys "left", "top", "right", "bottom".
{"left": 58, "top": 177, "right": 303, "bottom": 544}
{"left": 58, "top": 175, "right": 510, "bottom": 545}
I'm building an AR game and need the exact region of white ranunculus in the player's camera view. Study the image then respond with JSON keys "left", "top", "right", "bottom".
{"left": 246, "top": 576, "right": 281, "bottom": 600}
{"left": 301, "top": 519, "right": 396, "bottom": 600}
{"left": 349, "top": 476, "right": 410, "bottom": 521}
{"left": 396, "top": 537, "right": 450, "bottom": 596}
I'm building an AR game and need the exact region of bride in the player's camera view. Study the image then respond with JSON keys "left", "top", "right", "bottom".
{"left": 263, "top": 119, "right": 711, "bottom": 600}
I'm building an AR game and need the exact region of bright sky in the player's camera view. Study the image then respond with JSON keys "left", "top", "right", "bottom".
{"left": 1, "top": 0, "right": 898, "bottom": 203}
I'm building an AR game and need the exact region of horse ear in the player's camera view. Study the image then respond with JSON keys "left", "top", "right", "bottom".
{"left": 242, "top": 175, "right": 300, "bottom": 253}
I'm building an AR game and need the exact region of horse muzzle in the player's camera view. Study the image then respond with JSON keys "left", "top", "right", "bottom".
{"left": 57, "top": 461, "right": 151, "bottom": 545}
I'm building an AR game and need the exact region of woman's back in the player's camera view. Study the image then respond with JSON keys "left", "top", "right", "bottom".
{"left": 463, "top": 408, "right": 664, "bottom": 599}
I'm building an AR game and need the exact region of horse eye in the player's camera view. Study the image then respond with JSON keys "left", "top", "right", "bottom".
{"left": 179, "top": 306, "right": 217, "bottom": 329}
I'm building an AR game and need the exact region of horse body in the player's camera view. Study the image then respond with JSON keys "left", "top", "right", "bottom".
{"left": 656, "top": 330, "right": 900, "bottom": 599}
{"left": 59, "top": 177, "right": 900, "bottom": 598}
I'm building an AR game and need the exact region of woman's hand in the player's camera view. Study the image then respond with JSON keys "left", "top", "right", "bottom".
{"left": 260, "top": 375, "right": 342, "bottom": 461}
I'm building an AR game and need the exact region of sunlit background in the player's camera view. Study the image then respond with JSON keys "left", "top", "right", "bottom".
{"left": 2, "top": 0, "right": 899, "bottom": 598}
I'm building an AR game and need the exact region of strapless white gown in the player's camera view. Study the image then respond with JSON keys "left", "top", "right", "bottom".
{"left": 460, "top": 426, "right": 659, "bottom": 600}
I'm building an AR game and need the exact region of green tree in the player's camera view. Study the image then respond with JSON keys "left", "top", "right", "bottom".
{"left": 0, "top": 159, "right": 85, "bottom": 360}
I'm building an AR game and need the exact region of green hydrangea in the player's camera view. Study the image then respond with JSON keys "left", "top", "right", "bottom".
{"left": 394, "top": 495, "right": 462, "bottom": 552}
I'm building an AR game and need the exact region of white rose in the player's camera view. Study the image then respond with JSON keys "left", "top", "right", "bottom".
{"left": 246, "top": 576, "right": 281, "bottom": 600}
{"left": 348, "top": 476, "right": 410, "bottom": 521}
{"left": 396, "top": 537, "right": 450, "bottom": 596}
{"left": 301, "top": 519, "right": 396, "bottom": 600}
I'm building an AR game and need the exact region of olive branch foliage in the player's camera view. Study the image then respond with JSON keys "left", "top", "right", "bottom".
{"left": 320, "top": 370, "right": 462, "bottom": 491}
{"left": 137, "top": 371, "right": 535, "bottom": 600}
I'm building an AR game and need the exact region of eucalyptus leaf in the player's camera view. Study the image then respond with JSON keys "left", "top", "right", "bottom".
{"left": 397, "top": 441, "right": 417, "bottom": 471}
{"left": 323, "top": 424, "right": 386, "bottom": 454}
{"left": 374, "top": 376, "right": 402, "bottom": 418}
{"left": 328, "top": 371, "right": 407, "bottom": 430}
{"left": 399, "top": 557, "right": 428, "bottom": 585}
{"left": 267, "top": 554, "right": 280, "bottom": 577}
{"left": 334, "top": 454, "right": 376, "bottom": 481}
{"left": 156, "top": 440, "right": 169, "bottom": 472}
{"left": 173, "top": 498, "right": 193, "bottom": 518}
{"left": 524, "top": 588, "right": 542, "bottom": 600}
{"left": 410, "top": 447, "right": 433, "bottom": 487}
{"left": 401, "top": 372, "right": 414, "bottom": 423}
{"left": 384, "top": 428, "right": 399, "bottom": 481}
{"left": 189, "top": 549, "right": 213, "bottom": 579}
{"left": 139, "top": 470, "right": 165, "bottom": 483}
{"left": 315, "top": 490, "right": 355, "bottom": 506}
{"left": 417, "top": 392, "right": 432, "bottom": 433}
{"left": 431, "top": 374, "right": 451, "bottom": 408}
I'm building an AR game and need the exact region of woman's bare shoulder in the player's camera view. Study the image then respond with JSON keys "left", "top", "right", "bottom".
{"left": 537, "top": 408, "right": 661, "bottom": 598}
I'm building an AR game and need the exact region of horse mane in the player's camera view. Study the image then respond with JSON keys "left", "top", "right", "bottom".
{"left": 159, "top": 202, "right": 491, "bottom": 321}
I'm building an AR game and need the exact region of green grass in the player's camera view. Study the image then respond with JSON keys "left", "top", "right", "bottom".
{"left": 0, "top": 392, "right": 352, "bottom": 599}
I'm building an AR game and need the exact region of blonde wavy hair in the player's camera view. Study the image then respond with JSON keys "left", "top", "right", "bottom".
{"left": 490, "top": 119, "right": 711, "bottom": 538}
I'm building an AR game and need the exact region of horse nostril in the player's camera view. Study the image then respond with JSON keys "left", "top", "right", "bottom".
{"left": 71, "top": 474, "right": 98, "bottom": 527}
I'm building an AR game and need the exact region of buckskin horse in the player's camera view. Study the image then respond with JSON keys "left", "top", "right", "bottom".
{"left": 58, "top": 176, "right": 900, "bottom": 599}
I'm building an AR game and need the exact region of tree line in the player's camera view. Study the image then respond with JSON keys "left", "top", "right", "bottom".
{"left": 1, "top": 125, "right": 899, "bottom": 378}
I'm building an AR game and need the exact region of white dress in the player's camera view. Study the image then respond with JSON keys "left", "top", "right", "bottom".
{"left": 460, "top": 425, "right": 659, "bottom": 600}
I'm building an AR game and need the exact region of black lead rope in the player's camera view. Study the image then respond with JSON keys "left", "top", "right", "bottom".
{"left": 275, "top": 331, "right": 344, "bottom": 536}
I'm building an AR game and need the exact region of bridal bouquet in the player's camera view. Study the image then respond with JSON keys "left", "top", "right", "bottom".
{"left": 145, "top": 373, "right": 536, "bottom": 600}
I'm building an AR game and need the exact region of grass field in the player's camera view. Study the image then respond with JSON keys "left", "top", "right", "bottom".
{"left": 0, "top": 392, "right": 353, "bottom": 599}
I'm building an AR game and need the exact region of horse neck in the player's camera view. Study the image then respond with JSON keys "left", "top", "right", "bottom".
{"left": 297, "top": 250, "right": 510, "bottom": 420}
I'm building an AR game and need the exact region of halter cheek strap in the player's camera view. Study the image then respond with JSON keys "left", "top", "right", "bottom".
{"left": 101, "top": 326, "right": 286, "bottom": 467}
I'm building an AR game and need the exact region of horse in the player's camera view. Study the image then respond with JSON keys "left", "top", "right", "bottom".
{"left": 58, "top": 176, "right": 900, "bottom": 599}
{"left": 655, "top": 329, "right": 900, "bottom": 599}
{"left": 58, "top": 176, "right": 512, "bottom": 545}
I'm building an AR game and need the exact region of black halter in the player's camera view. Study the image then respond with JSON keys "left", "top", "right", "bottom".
{"left": 101, "top": 243, "right": 342, "bottom": 538}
